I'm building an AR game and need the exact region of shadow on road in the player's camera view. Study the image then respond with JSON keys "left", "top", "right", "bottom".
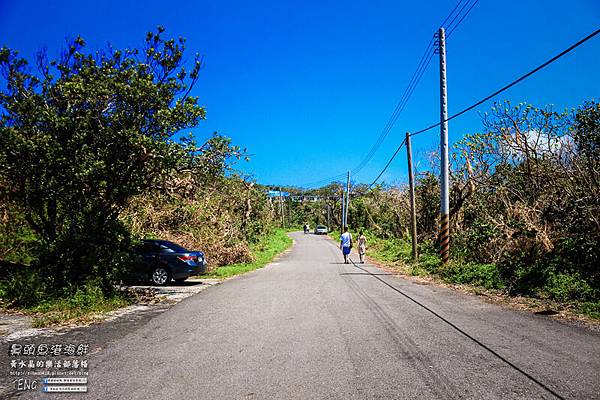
{"left": 172, "top": 280, "right": 205, "bottom": 287}
{"left": 340, "top": 272, "right": 398, "bottom": 276}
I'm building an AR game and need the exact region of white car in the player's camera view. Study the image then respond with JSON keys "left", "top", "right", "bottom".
{"left": 314, "top": 225, "right": 328, "bottom": 235}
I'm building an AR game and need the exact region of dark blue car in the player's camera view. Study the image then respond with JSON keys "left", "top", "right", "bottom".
{"left": 136, "top": 239, "right": 207, "bottom": 285}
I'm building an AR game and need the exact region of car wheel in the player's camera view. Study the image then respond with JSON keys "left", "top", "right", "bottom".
{"left": 151, "top": 267, "right": 171, "bottom": 286}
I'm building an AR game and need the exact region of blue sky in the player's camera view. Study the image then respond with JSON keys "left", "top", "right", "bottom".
{"left": 1, "top": 0, "right": 599, "bottom": 188}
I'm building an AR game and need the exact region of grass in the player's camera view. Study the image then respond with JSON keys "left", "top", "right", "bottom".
{"left": 353, "top": 231, "right": 504, "bottom": 288}
{"left": 437, "top": 261, "right": 505, "bottom": 290}
{"left": 353, "top": 232, "right": 437, "bottom": 277}
{"left": 0, "top": 229, "right": 293, "bottom": 328}
{"left": 366, "top": 233, "right": 600, "bottom": 320}
{"left": 199, "top": 228, "right": 293, "bottom": 279}
{"left": 27, "top": 285, "right": 135, "bottom": 328}
{"left": 574, "top": 302, "right": 600, "bottom": 320}
{"left": 333, "top": 230, "right": 599, "bottom": 321}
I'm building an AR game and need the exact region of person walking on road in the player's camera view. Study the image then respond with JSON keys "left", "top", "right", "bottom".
{"left": 340, "top": 226, "right": 352, "bottom": 264}
{"left": 358, "top": 232, "right": 367, "bottom": 264}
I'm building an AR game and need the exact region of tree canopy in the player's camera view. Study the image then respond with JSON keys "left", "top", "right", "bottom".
{"left": 0, "top": 28, "right": 212, "bottom": 294}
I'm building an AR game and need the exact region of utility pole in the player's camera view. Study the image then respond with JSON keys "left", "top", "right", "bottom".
{"left": 344, "top": 171, "right": 350, "bottom": 228}
{"left": 406, "top": 132, "right": 418, "bottom": 261}
{"left": 341, "top": 191, "right": 345, "bottom": 228}
{"left": 288, "top": 197, "right": 292, "bottom": 228}
{"left": 279, "top": 187, "right": 285, "bottom": 228}
{"left": 437, "top": 27, "right": 450, "bottom": 264}
{"left": 327, "top": 203, "right": 331, "bottom": 229}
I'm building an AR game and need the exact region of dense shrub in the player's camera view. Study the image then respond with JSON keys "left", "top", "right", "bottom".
{"left": 438, "top": 262, "right": 505, "bottom": 290}
{"left": 300, "top": 101, "right": 600, "bottom": 308}
{"left": 0, "top": 267, "right": 46, "bottom": 307}
{"left": 545, "top": 272, "right": 594, "bottom": 303}
{"left": 0, "top": 29, "right": 273, "bottom": 306}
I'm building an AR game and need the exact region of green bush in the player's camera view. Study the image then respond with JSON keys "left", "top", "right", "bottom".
{"left": 550, "top": 237, "right": 599, "bottom": 285}
{"left": 0, "top": 218, "right": 39, "bottom": 265}
{"left": 545, "top": 272, "right": 594, "bottom": 303}
{"left": 34, "top": 219, "right": 136, "bottom": 297}
{"left": 29, "top": 281, "right": 134, "bottom": 327}
{"left": 575, "top": 302, "right": 600, "bottom": 320}
{"left": 32, "top": 281, "right": 110, "bottom": 312}
{"left": 415, "top": 241, "right": 440, "bottom": 273}
{"left": 0, "top": 28, "right": 207, "bottom": 297}
{"left": 438, "top": 262, "right": 505, "bottom": 290}
{"left": 0, "top": 267, "right": 46, "bottom": 307}
{"left": 453, "top": 218, "right": 500, "bottom": 263}
{"left": 497, "top": 253, "right": 549, "bottom": 296}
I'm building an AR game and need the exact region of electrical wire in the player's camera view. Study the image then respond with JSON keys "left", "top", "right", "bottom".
{"left": 446, "top": 0, "right": 479, "bottom": 38}
{"left": 350, "top": 38, "right": 435, "bottom": 176}
{"left": 298, "top": 36, "right": 435, "bottom": 189}
{"left": 439, "top": 0, "right": 465, "bottom": 29}
{"left": 443, "top": 0, "right": 474, "bottom": 34}
{"left": 359, "top": 27, "right": 600, "bottom": 192}
{"left": 367, "top": 137, "right": 407, "bottom": 189}
{"left": 409, "top": 27, "right": 600, "bottom": 138}
{"left": 298, "top": 172, "right": 348, "bottom": 189}
{"left": 350, "top": 0, "right": 473, "bottom": 177}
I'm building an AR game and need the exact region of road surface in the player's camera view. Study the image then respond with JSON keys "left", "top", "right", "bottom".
{"left": 12, "top": 232, "right": 600, "bottom": 399}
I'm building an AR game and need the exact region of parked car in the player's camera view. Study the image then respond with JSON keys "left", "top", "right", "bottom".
{"left": 134, "top": 239, "right": 207, "bottom": 285}
{"left": 314, "top": 225, "right": 328, "bottom": 235}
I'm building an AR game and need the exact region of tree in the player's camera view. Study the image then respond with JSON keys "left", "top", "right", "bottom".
{"left": 0, "top": 27, "right": 205, "bottom": 294}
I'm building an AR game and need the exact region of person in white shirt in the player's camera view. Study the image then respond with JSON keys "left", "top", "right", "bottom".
{"left": 340, "top": 226, "right": 353, "bottom": 264}
{"left": 358, "top": 232, "right": 367, "bottom": 264}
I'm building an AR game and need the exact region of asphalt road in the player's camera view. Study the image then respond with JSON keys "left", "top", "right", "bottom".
{"left": 11, "top": 232, "right": 600, "bottom": 399}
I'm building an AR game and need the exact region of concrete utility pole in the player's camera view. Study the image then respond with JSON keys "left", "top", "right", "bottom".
{"left": 344, "top": 171, "right": 350, "bottom": 228}
{"left": 288, "top": 197, "right": 292, "bottom": 227}
{"left": 279, "top": 187, "right": 285, "bottom": 228}
{"left": 437, "top": 27, "right": 450, "bottom": 264}
{"left": 340, "top": 188, "right": 344, "bottom": 229}
{"left": 406, "top": 132, "right": 418, "bottom": 261}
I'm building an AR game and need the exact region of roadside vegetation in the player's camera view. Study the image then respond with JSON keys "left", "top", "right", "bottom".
{"left": 201, "top": 228, "right": 292, "bottom": 278}
{"left": 305, "top": 101, "right": 600, "bottom": 320}
{"left": 27, "top": 285, "right": 135, "bottom": 328}
{"left": 0, "top": 27, "right": 597, "bottom": 325}
{"left": 0, "top": 28, "right": 280, "bottom": 323}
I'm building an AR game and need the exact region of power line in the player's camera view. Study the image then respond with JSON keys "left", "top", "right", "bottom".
{"left": 443, "top": 0, "right": 475, "bottom": 34}
{"left": 439, "top": 0, "right": 465, "bottom": 29}
{"left": 298, "top": 172, "right": 348, "bottom": 189}
{"left": 300, "top": 1, "right": 477, "bottom": 190}
{"left": 367, "top": 137, "right": 407, "bottom": 189}
{"left": 350, "top": 38, "right": 435, "bottom": 176}
{"left": 297, "top": 36, "right": 431, "bottom": 189}
{"left": 350, "top": 1, "right": 475, "bottom": 177}
{"left": 410, "top": 27, "right": 600, "bottom": 138}
{"left": 352, "top": 0, "right": 479, "bottom": 183}
{"left": 366, "top": 27, "right": 600, "bottom": 190}
{"left": 446, "top": 0, "right": 479, "bottom": 38}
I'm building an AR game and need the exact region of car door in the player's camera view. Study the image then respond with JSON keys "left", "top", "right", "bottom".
{"left": 140, "top": 242, "right": 161, "bottom": 270}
